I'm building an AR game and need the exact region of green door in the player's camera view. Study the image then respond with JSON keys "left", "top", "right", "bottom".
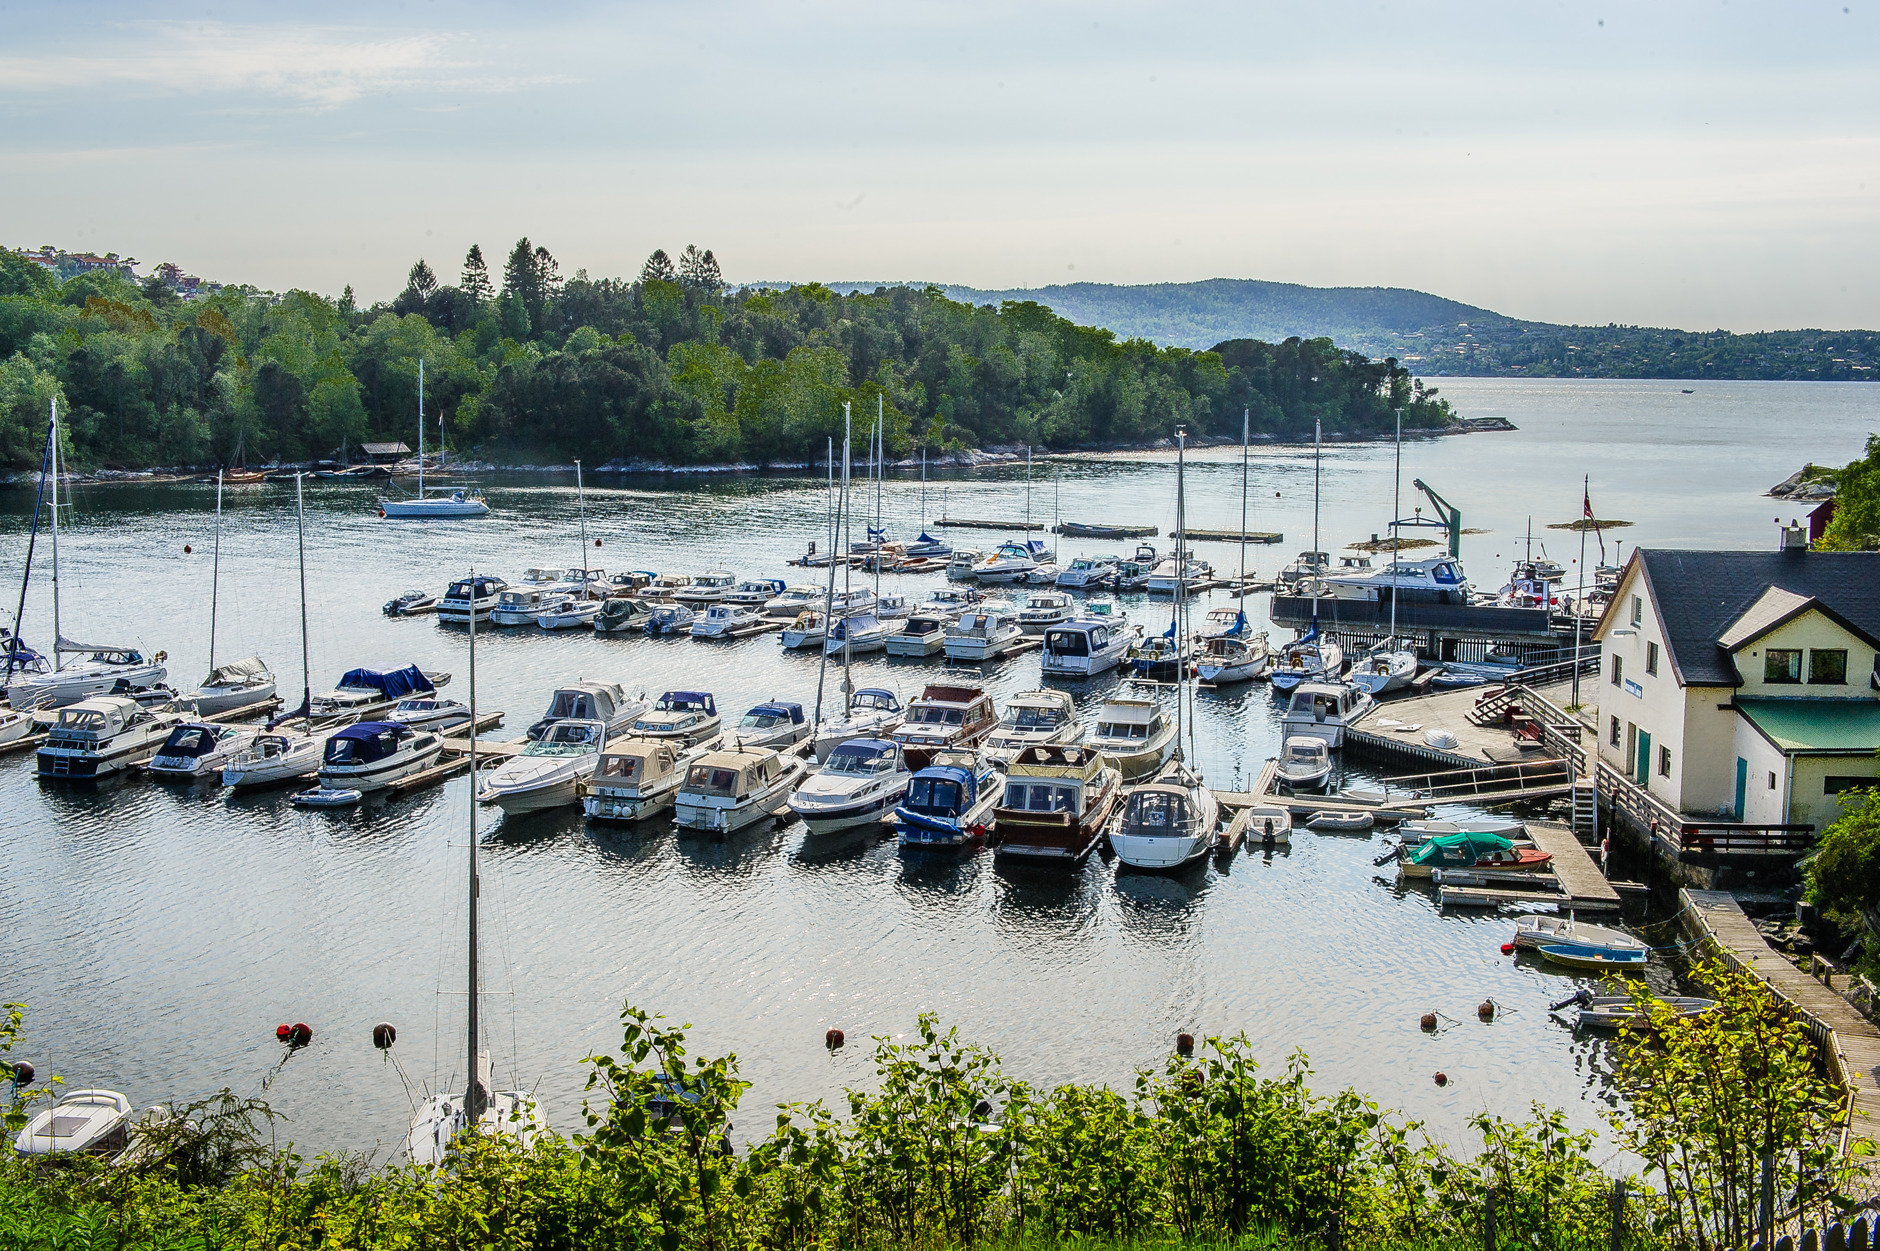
{"left": 1734, "top": 757, "right": 1748, "bottom": 822}
{"left": 1636, "top": 730, "right": 1652, "bottom": 783}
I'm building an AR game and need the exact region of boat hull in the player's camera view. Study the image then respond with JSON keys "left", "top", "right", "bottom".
{"left": 379, "top": 498, "right": 489, "bottom": 518}
{"left": 791, "top": 785, "right": 908, "bottom": 834}
{"left": 583, "top": 782, "right": 681, "bottom": 822}
{"left": 189, "top": 680, "right": 278, "bottom": 717}
{"left": 318, "top": 741, "right": 443, "bottom": 792}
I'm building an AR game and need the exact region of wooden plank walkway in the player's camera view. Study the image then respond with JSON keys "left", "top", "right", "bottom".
{"left": 1345, "top": 679, "right": 1579, "bottom": 771}
{"left": 0, "top": 731, "right": 47, "bottom": 757}
{"left": 1682, "top": 889, "right": 1880, "bottom": 1162}
{"left": 1526, "top": 819, "right": 1621, "bottom": 909}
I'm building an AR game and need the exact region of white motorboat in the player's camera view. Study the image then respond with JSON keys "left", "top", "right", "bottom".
{"left": 824, "top": 612, "right": 891, "bottom": 655}
{"left": 36, "top": 696, "right": 185, "bottom": 778}
{"left": 1114, "top": 542, "right": 1161, "bottom": 589}
{"left": 885, "top": 614, "right": 949, "bottom": 656}
{"left": 1145, "top": 554, "right": 1212, "bottom": 594}
{"left": 630, "top": 690, "right": 722, "bottom": 746}
{"left": 904, "top": 530, "right": 952, "bottom": 557}
{"left": 1110, "top": 760, "right": 1219, "bottom": 872}
{"left": 894, "top": 749, "right": 1005, "bottom": 848}
{"left": 644, "top": 573, "right": 693, "bottom": 600}
{"left": 535, "top": 597, "right": 602, "bottom": 630}
{"left": 13, "top": 1089, "right": 133, "bottom": 1156}
{"left": 1195, "top": 633, "right": 1270, "bottom": 685}
{"left": 641, "top": 603, "right": 697, "bottom": 636}
{"left": 516, "top": 568, "right": 563, "bottom": 587}
{"left": 1350, "top": 641, "right": 1417, "bottom": 696}
{"left": 1319, "top": 554, "right": 1474, "bottom": 606}
{"left": 1086, "top": 698, "right": 1178, "bottom": 782}
{"left": 764, "top": 584, "right": 824, "bottom": 618}
{"left": 811, "top": 687, "right": 905, "bottom": 761}
{"left": 222, "top": 731, "right": 323, "bottom": 788}
{"left": 490, "top": 587, "right": 551, "bottom": 626}
{"left": 675, "top": 745, "right": 807, "bottom": 833}
{"left": 673, "top": 571, "right": 738, "bottom": 606}
{"left": 1280, "top": 681, "right": 1374, "bottom": 748}
{"left": 917, "top": 586, "right": 980, "bottom": 617}
{"left": 1040, "top": 609, "right": 1138, "bottom": 678}
{"left": 1276, "top": 550, "right": 1331, "bottom": 590}
{"left": 691, "top": 603, "right": 764, "bottom": 638}
{"left": 1023, "top": 562, "right": 1060, "bottom": 585}
{"left": 478, "top": 719, "right": 607, "bottom": 814}
{"left": 788, "top": 737, "right": 912, "bottom": 833}
{"left": 6, "top": 648, "right": 168, "bottom": 712}
{"left": 0, "top": 706, "right": 34, "bottom": 745}
{"left": 1514, "top": 916, "right": 1646, "bottom": 953}
{"left": 731, "top": 700, "right": 810, "bottom": 750}
{"left": 383, "top": 589, "right": 438, "bottom": 617}
{"left": 779, "top": 609, "right": 828, "bottom": 650}
{"left": 1274, "top": 736, "right": 1332, "bottom": 789}
{"left": 309, "top": 665, "right": 447, "bottom": 718}
{"left": 726, "top": 578, "right": 786, "bottom": 607}
{"left": 317, "top": 721, "right": 444, "bottom": 791}
{"left": 873, "top": 593, "right": 911, "bottom": 622}
{"left": 187, "top": 655, "right": 277, "bottom": 716}
{"left": 389, "top": 697, "right": 472, "bottom": 730}
{"left": 593, "top": 597, "right": 654, "bottom": 634}
{"left": 983, "top": 688, "right": 1083, "bottom": 765}
{"left": 944, "top": 549, "right": 984, "bottom": 580}
{"left": 436, "top": 574, "right": 507, "bottom": 624}
{"left": 973, "top": 540, "right": 1047, "bottom": 583}
{"left": 942, "top": 607, "right": 1024, "bottom": 661}
{"left": 1246, "top": 803, "right": 1295, "bottom": 846}
{"left": 582, "top": 736, "right": 698, "bottom": 822}
{"left": 147, "top": 720, "right": 258, "bottom": 778}
{"left": 524, "top": 681, "right": 644, "bottom": 740}
{"left": 1056, "top": 555, "right": 1119, "bottom": 589}
{"left": 829, "top": 587, "right": 878, "bottom": 619}
{"left": 1017, "top": 590, "right": 1074, "bottom": 633}
{"left": 1268, "top": 632, "right": 1345, "bottom": 694}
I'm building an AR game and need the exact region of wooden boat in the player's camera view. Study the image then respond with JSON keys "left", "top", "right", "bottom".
{"left": 890, "top": 683, "right": 997, "bottom": 771}
{"left": 1536, "top": 942, "right": 1647, "bottom": 972}
{"left": 991, "top": 744, "right": 1121, "bottom": 865}
{"left": 1563, "top": 993, "right": 1715, "bottom": 1029}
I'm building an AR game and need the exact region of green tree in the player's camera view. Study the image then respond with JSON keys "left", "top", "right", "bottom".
{"left": 460, "top": 243, "right": 493, "bottom": 306}
{"left": 1819, "top": 434, "right": 1880, "bottom": 551}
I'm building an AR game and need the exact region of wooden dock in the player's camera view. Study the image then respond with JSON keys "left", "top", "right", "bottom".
{"left": 1217, "top": 759, "right": 1431, "bottom": 823}
{"left": 1344, "top": 679, "right": 1578, "bottom": 771}
{"left": 0, "top": 730, "right": 47, "bottom": 757}
{"left": 1183, "top": 528, "right": 1284, "bottom": 545}
{"left": 1524, "top": 820, "right": 1621, "bottom": 908}
{"left": 1056, "top": 523, "right": 1158, "bottom": 539}
{"left": 935, "top": 517, "right": 1046, "bottom": 532}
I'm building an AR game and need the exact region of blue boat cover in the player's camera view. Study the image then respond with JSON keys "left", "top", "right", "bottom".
{"left": 854, "top": 687, "right": 901, "bottom": 709}
{"left": 337, "top": 665, "right": 434, "bottom": 698}
{"left": 917, "top": 532, "right": 940, "bottom": 544}
{"left": 657, "top": 690, "right": 716, "bottom": 715}
{"left": 750, "top": 701, "right": 804, "bottom": 724}
{"left": 867, "top": 525, "right": 887, "bottom": 538}
{"left": 325, "top": 721, "right": 411, "bottom": 764}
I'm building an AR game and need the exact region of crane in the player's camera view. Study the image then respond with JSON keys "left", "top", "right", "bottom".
{"left": 1398, "top": 479, "right": 1463, "bottom": 558}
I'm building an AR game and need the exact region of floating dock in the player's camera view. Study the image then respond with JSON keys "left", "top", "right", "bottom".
{"left": 1056, "top": 523, "right": 1158, "bottom": 539}
{"left": 1183, "top": 528, "right": 1283, "bottom": 545}
{"left": 1343, "top": 679, "right": 1579, "bottom": 771}
{"left": 935, "top": 517, "right": 1046, "bottom": 532}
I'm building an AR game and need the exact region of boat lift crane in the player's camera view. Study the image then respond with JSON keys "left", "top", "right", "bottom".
{"left": 1397, "top": 479, "right": 1463, "bottom": 558}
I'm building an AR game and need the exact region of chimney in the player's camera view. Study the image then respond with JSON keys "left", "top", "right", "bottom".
{"left": 1779, "top": 520, "right": 1808, "bottom": 553}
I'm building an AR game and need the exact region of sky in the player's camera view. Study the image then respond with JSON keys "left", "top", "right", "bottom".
{"left": 2, "top": 0, "right": 1876, "bottom": 331}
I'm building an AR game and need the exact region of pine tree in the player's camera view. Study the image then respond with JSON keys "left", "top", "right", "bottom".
{"left": 532, "top": 245, "right": 562, "bottom": 299}
{"left": 405, "top": 258, "right": 438, "bottom": 301}
{"left": 640, "top": 248, "right": 676, "bottom": 284}
{"left": 460, "top": 244, "right": 493, "bottom": 305}
{"left": 677, "top": 244, "right": 722, "bottom": 293}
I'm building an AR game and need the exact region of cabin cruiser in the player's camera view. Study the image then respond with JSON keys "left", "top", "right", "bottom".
{"left": 187, "top": 655, "right": 277, "bottom": 716}
{"left": 383, "top": 589, "right": 437, "bottom": 617}
{"left": 557, "top": 568, "right": 609, "bottom": 598}
{"left": 1086, "top": 698, "right": 1178, "bottom": 782}
{"left": 873, "top": 593, "right": 911, "bottom": 622}
{"left": 779, "top": 610, "right": 828, "bottom": 650}
{"left": 147, "top": 720, "right": 259, "bottom": 778}
{"left": 490, "top": 587, "right": 553, "bottom": 626}
{"left": 1280, "top": 681, "right": 1374, "bottom": 748}
{"left": 1276, "top": 550, "right": 1330, "bottom": 590}
{"left": 1320, "top": 555, "right": 1473, "bottom": 606}
{"left": 1195, "top": 632, "right": 1270, "bottom": 685}
{"left": 886, "top": 614, "right": 949, "bottom": 656}
{"left": 828, "top": 587, "right": 879, "bottom": 619}
{"left": 812, "top": 687, "right": 905, "bottom": 760}
{"left": 1145, "top": 554, "right": 1213, "bottom": 594}
{"left": 944, "top": 549, "right": 984, "bottom": 580}
{"left": 222, "top": 731, "right": 323, "bottom": 788}
{"left": 943, "top": 607, "right": 1024, "bottom": 661}
{"left": 1040, "top": 608, "right": 1137, "bottom": 678}
{"left": 36, "top": 696, "right": 186, "bottom": 778}
{"left": 1109, "top": 760, "right": 1219, "bottom": 871}
{"left": 309, "top": 665, "right": 446, "bottom": 718}
{"left": 593, "top": 597, "right": 655, "bottom": 633}
{"left": 894, "top": 750, "right": 1005, "bottom": 848}
{"left": 317, "top": 721, "right": 443, "bottom": 791}
{"left": 536, "top": 597, "right": 603, "bottom": 629}
{"left": 690, "top": 604, "right": 765, "bottom": 638}
{"left": 642, "top": 603, "right": 697, "bottom": 636}
{"left": 631, "top": 691, "right": 722, "bottom": 746}
{"left": 764, "top": 584, "right": 824, "bottom": 618}
{"left": 974, "top": 540, "right": 1049, "bottom": 583}
{"left": 825, "top": 613, "right": 891, "bottom": 656}
{"left": 1349, "top": 640, "right": 1417, "bottom": 696}
{"left": 984, "top": 689, "right": 1083, "bottom": 765}
{"left": 891, "top": 683, "right": 997, "bottom": 771}
{"left": 731, "top": 700, "right": 809, "bottom": 751}
{"left": 644, "top": 573, "right": 693, "bottom": 600}
{"left": 1056, "top": 555, "right": 1119, "bottom": 589}
{"left": 1113, "top": 543, "right": 1161, "bottom": 589}
{"left": 389, "top": 697, "right": 472, "bottom": 730}
{"left": 604, "top": 571, "right": 655, "bottom": 596}
{"left": 992, "top": 744, "right": 1122, "bottom": 865}
{"left": 726, "top": 578, "right": 787, "bottom": 607}
{"left": 917, "top": 586, "right": 981, "bottom": 617}
{"left": 436, "top": 574, "right": 507, "bottom": 624}
{"left": 904, "top": 531, "right": 952, "bottom": 557}
{"left": 517, "top": 568, "right": 563, "bottom": 587}
{"left": 674, "top": 745, "right": 807, "bottom": 833}
{"left": 1274, "top": 736, "right": 1332, "bottom": 789}
{"left": 478, "top": 719, "right": 607, "bottom": 814}
{"left": 6, "top": 647, "right": 168, "bottom": 712}
{"left": 13, "top": 1089, "right": 134, "bottom": 1157}
{"left": 1128, "top": 630, "right": 1184, "bottom": 682}
{"left": 582, "top": 737, "right": 697, "bottom": 822}
{"left": 526, "top": 681, "right": 643, "bottom": 740}
{"left": 1017, "top": 591, "right": 1074, "bottom": 633}
{"left": 673, "top": 571, "right": 738, "bottom": 607}
{"left": 788, "top": 737, "right": 912, "bottom": 833}
{"left": 1268, "top": 632, "right": 1345, "bottom": 694}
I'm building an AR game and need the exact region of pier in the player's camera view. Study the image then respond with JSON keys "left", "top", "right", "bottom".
{"left": 1183, "top": 528, "right": 1283, "bottom": 545}
{"left": 935, "top": 517, "right": 1045, "bottom": 532}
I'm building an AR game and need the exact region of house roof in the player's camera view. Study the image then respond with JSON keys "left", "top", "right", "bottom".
{"left": 1603, "top": 549, "right": 1880, "bottom": 687}
{"left": 360, "top": 442, "right": 411, "bottom": 456}
{"left": 1735, "top": 699, "right": 1880, "bottom": 755}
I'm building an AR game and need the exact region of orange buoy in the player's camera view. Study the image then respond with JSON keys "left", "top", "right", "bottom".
{"left": 1434, "top": 1071, "right": 1448, "bottom": 1086}
{"left": 1175, "top": 1032, "right": 1195, "bottom": 1056}
{"left": 1420, "top": 1012, "right": 1438, "bottom": 1031}
{"left": 825, "top": 1028, "right": 844, "bottom": 1049}
{"left": 1478, "top": 1000, "right": 1496, "bottom": 1021}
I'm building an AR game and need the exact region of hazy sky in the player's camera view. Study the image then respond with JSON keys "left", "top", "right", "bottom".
{"left": 3, "top": 1, "right": 1875, "bottom": 330}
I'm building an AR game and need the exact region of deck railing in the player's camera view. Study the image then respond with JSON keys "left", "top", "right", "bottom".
{"left": 1678, "top": 823, "right": 1817, "bottom": 862}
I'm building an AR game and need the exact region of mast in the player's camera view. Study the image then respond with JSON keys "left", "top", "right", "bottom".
{"left": 49, "top": 398, "right": 61, "bottom": 670}
{"left": 1238, "top": 409, "right": 1249, "bottom": 595}
{"left": 417, "top": 359, "right": 426, "bottom": 497}
{"left": 1390, "top": 407, "right": 1402, "bottom": 646}
{"left": 295, "top": 475, "right": 311, "bottom": 719}
{"left": 1572, "top": 475, "right": 1590, "bottom": 709}
{"left": 920, "top": 446, "right": 926, "bottom": 531}
{"left": 575, "top": 459, "right": 589, "bottom": 583}
{"left": 465, "top": 564, "right": 482, "bottom": 1123}
{"left": 209, "top": 470, "right": 224, "bottom": 670}
{"left": 1024, "top": 445, "right": 1032, "bottom": 533}
{"left": 812, "top": 436, "right": 838, "bottom": 731}
{"left": 841, "top": 407, "right": 854, "bottom": 705}
{"left": 1310, "top": 417, "right": 1322, "bottom": 638}
{"left": 7, "top": 408, "right": 56, "bottom": 682}
{"left": 873, "top": 399, "right": 883, "bottom": 599}
{"left": 1174, "top": 425, "right": 1190, "bottom": 765}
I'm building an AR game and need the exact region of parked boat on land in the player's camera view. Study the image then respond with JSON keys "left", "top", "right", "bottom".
{"left": 1086, "top": 698, "right": 1177, "bottom": 782}
{"left": 581, "top": 737, "right": 696, "bottom": 822}
{"left": 983, "top": 688, "right": 1083, "bottom": 765}
{"left": 317, "top": 721, "right": 443, "bottom": 792}
{"left": 37, "top": 696, "right": 186, "bottom": 778}
{"left": 789, "top": 737, "right": 912, "bottom": 833}
{"left": 992, "top": 744, "right": 1121, "bottom": 865}
{"left": 674, "top": 745, "right": 806, "bottom": 833}
{"left": 894, "top": 750, "right": 1005, "bottom": 848}
{"left": 147, "top": 721, "right": 258, "bottom": 778}
{"left": 478, "top": 719, "right": 607, "bottom": 814}
{"left": 812, "top": 688, "right": 905, "bottom": 761}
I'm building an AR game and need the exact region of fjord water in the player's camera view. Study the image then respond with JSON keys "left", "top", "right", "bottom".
{"left": 1, "top": 379, "right": 1873, "bottom": 1158}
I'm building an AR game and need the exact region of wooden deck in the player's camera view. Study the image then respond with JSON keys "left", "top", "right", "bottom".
{"left": 1183, "top": 528, "right": 1284, "bottom": 545}
{"left": 1345, "top": 679, "right": 1577, "bottom": 771}
{"left": 1525, "top": 819, "right": 1621, "bottom": 909}
{"left": 935, "top": 517, "right": 1046, "bottom": 532}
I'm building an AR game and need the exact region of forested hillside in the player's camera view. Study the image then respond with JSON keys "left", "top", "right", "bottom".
{"left": 0, "top": 243, "right": 1454, "bottom": 472}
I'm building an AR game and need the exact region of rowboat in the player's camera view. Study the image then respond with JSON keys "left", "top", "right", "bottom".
{"left": 1306, "top": 810, "right": 1374, "bottom": 833}
{"left": 1536, "top": 942, "right": 1648, "bottom": 972}
{"left": 1567, "top": 993, "right": 1715, "bottom": 1029}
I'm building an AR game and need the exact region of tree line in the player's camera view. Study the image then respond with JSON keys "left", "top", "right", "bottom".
{"left": 0, "top": 240, "right": 1456, "bottom": 471}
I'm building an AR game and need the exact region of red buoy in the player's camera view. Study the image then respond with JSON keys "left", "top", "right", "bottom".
{"left": 594, "top": 538, "right": 602, "bottom": 547}
{"left": 1420, "top": 1012, "right": 1438, "bottom": 1031}
{"left": 275, "top": 1023, "right": 292, "bottom": 1042}
{"left": 1500, "top": 943, "right": 1515, "bottom": 955}
{"left": 825, "top": 1028, "right": 844, "bottom": 1049}
{"left": 1175, "top": 1032, "right": 1195, "bottom": 1056}
{"left": 378, "top": 508, "right": 386, "bottom": 518}
{"left": 1478, "top": 1000, "right": 1496, "bottom": 1021}
{"left": 1434, "top": 1071, "right": 1449, "bottom": 1087}
{"left": 183, "top": 545, "right": 193, "bottom": 554}
{"left": 287, "top": 1022, "right": 312, "bottom": 1048}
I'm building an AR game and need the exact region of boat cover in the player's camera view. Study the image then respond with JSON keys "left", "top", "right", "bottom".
{"left": 324, "top": 721, "right": 412, "bottom": 764}
{"left": 656, "top": 691, "right": 716, "bottom": 714}
{"left": 1408, "top": 831, "right": 1515, "bottom": 869}
{"left": 853, "top": 688, "right": 901, "bottom": 710}
{"left": 202, "top": 656, "right": 269, "bottom": 686}
{"left": 917, "top": 532, "right": 941, "bottom": 544}
{"left": 897, "top": 763, "right": 978, "bottom": 827}
{"left": 748, "top": 701, "right": 804, "bottom": 725}
{"left": 337, "top": 665, "right": 433, "bottom": 698}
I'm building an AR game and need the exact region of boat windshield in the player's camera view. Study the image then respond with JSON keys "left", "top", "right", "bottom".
{"left": 1122, "top": 791, "right": 1197, "bottom": 837}
{"left": 161, "top": 726, "right": 212, "bottom": 755}
{"left": 686, "top": 765, "right": 743, "bottom": 795}
{"left": 1096, "top": 720, "right": 1150, "bottom": 739}
{"left": 525, "top": 724, "right": 600, "bottom": 755}
{"left": 1046, "top": 630, "right": 1089, "bottom": 656}
{"left": 598, "top": 755, "right": 643, "bottom": 779}
{"left": 1012, "top": 706, "right": 1064, "bottom": 730}
{"left": 1004, "top": 782, "right": 1077, "bottom": 812}
{"left": 826, "top": 747, "right": 895, "bottom": 775}
{"left": 56, "top": 708, "right": 108, "bottom": 731}
{"left": 909, "top": 707, "right": 965, "bottom": 725}
{"left": 740, "top": 712, "right": 784, "bottom": 728}
{"left": 1286, "top": 742, "right": 1327, "bottom": 762}
{"left": 398, "top": 700, "right": 438, "bottom": 712}
{"left": 905, "top": 778, "right": 963, "bottom": 813}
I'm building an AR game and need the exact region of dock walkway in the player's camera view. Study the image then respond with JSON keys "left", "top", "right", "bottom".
{"left": 1526, "top": 820, "right": 1620, "bottom": 909}
{"left": 1346, "top": 679, "right": 1577, "bottom": 770}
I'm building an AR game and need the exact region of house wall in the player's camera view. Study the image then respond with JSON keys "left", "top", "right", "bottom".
{"left": 1729, "top": 613, "right": 1878, "bottom": 700}
{"left": 1792, "top": 755, "right": 1880, "bottom": 832}
{"left": 1731, "top": 719, "right": 1789, "bottom": 825}
{"left": 1594, "top": 566, "right": 1705, "bottom": 809}
{"left": 1680, "top": 686, "right": 1744, "bottom": 816}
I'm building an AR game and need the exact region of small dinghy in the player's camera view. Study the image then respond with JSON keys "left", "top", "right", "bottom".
{"left": 1552, "top": 990, "right": 1715, "bottom": 1029}
{"left": 1423, "top": 728, "right": 1460, "bottom": 750}
{"left": 1536, "top": 941, "right": 1648, "bottom": 972}
{"left": 14, "top": 1089, "right": 133, "bottom": 1156}
{"left": 1307, "top": 810, "right": 1374, "bottom": 833}
{"left": 1514, "top": 915, "right": 1644, "bottom": 953}
{"left": 293, "top": 786, "right": 364, "bottom": 808}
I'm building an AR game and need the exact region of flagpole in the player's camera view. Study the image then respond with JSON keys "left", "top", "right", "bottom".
{"left": 1572, "top": 475, "right": 1589, "bottom": 710}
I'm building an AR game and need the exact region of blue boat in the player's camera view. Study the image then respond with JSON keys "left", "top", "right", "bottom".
{"left": 1536, "top": 942, "right": 1649, "bottom": 972}
{"left": 894, "top": 755, "right": 1004, "bottom": 848}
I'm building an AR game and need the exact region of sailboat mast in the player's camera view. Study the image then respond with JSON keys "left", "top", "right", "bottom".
{"left": 49, "top": 398, "right": 61, "bottom": 670}
{"left": 1024, "top": 445, "right": 1032, "bottom": 532}
{"left": 920, "top": 446, "right": 926, "bottom": 530}
{"left": 7, "top": 409, "right": 55, "bottom": 682}
{"left": 209, "top": 470, "right": 224, "bottom": 670}
{"left": 417, "top": 359, "right": 425, "bottom": 498}
{"left": 466, "top": 565, "right": 482, "bottom": 1123}
{"left": 842, "top": 408, "right": 854, "bottom": 699}
{"left": 1174, "top": 426, "right": 1188, "bottom": 761}
{"left": 1310, "top": 417, "right": 1321, "bottom": 636}
{"left": 575, "top": 459, "right": 589, "bottom": 580}
{"left": 1239, "top": 409, "right": 1249, "bottom": 587}
{"left": 873, "top": 402, "right": 883, "bottom": 599}
{"left": 812, "top": 436, "right": 838, "bottom": 730}
{"left": 295, "top": 474, "right": 310, "bottom": 717}
{"left": 1390, "top": 407, "right": 1401, "bottom": 644}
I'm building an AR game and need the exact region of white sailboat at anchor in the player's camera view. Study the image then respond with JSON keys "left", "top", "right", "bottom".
{"left": 378, "top": 360, "right": 490, "bottom": 518}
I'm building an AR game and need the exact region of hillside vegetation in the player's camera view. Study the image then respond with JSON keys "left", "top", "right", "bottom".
{"left": 0, "top": 245, "right": 1454, "bottom": 472}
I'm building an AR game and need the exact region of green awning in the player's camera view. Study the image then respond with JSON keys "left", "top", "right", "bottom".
{"left": 1735, "top": 699, "right": 1880, "bottom": 755}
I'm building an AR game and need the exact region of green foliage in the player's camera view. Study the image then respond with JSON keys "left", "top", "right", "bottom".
{"left": 1818, "top": 434, "right": 1880, "bottom": 551}
{"left": 1, "top": 1003, "right": 62, "bottom": 1137}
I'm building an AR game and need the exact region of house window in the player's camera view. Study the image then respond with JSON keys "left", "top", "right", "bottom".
{"left": 1764, "top": 649, "right": 1803, "bottom": 684}
{"left": 1658, "top": 745, "right": 1672, "bottom": 777}
{"left": 1611, "top": 655, "right": 1623, "bottom": 687}
{"left": 1769, "top": 771, "right": 1778, "bottom": 790}
{"left": 1809, "top": 649, "right": 1848, "bottom": 685}
{"left": 1825, "top": 776, "right": 1878, "bottom": 795}
{"left": 1610, "top": 715, "right": 1621, "bottom": 747}
{"left": 1646, "top": 641, "right": 1659, "bottom": 676}
{"left": 1630, "top": 595, "right": 1643, "bottom": 626}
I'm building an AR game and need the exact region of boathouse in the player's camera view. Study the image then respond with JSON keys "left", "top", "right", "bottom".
{"left": 1590, "top": 525, "right": 1880, "bottom": 835}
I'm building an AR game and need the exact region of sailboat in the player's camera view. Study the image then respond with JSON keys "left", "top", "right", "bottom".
{"left": 407, "top": 572, "right": 548, "bottom": 1166}
{"left": 1196, "top": 410, "right": 1270, "bottom": 685}
{"left": 185, "top": 471, "right": 278, "bottom": 715}
{"left": 379, "top": 360, "right": 490, "bottom": 518}
{"left": 221, "top": 475, "right": 324, "bottom": 788}
{"left": 1110, "top": 427, "right": 1220, "bottom": 872}
{"left": 5, "top": 399, "right": 169, "bottom": 711}
{"left": 904, "top": 445, "right": 952, "bottom": 556}
{"left": 1352, "top": 408, "right": 1418, "bottom": 697}
{"left": 1270, "top": 419, "right": 1345, "bottom": 695}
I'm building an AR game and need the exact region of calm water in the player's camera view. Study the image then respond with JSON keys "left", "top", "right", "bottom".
{"left": 1, "top": 379, "right": 1873, "bottom": 1160}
